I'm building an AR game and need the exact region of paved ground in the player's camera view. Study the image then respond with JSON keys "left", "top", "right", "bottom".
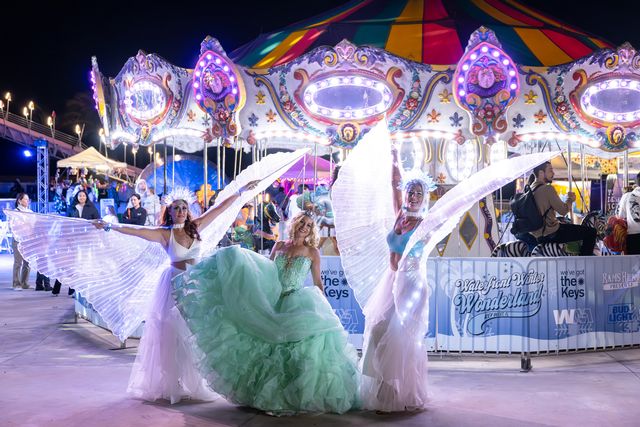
{"left": 1, "top": 254, "right": 640, "bottom": 426}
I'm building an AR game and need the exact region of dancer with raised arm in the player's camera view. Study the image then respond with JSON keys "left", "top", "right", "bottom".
{"left": 332, "top": 121, "right": 559, "bottom": 413}
{"left": 5, "top": 149, "right": 310, "bottom": 404}
{"left": 171, "top": 211, "right": 359, "bottom": 415}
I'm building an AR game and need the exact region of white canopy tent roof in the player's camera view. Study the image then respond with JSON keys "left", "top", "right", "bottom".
{"left": 57, "top": 147, "right": 127, "bottom": 171}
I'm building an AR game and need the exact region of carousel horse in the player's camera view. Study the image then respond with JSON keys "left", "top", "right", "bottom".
{"left": 491, "top": 240, "right": 530, "bottom": 257}
{"left": 494, "top": 211, "right": 606, "bottom": 258}
{"left": 253, "top": 200, "right": 280, "bottom": 252}
{"left": 532, "top": 211, "right": 606, "bottom": 257}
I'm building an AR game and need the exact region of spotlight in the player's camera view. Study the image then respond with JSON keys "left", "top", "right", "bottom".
{"left": 23, "top": 150, "right": 33, "bottom": 158}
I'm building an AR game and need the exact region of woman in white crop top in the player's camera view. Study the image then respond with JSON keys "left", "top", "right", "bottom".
{"left": 92, "top": 182, "right": 257, "bottom": 404}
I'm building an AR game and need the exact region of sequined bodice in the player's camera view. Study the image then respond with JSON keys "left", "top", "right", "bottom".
{"left": 275, "top": 255, "right": 312, "bottom": 295}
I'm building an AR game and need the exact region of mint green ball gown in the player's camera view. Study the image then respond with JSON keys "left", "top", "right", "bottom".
{"left": 172, "top": 245, "right": 360, "bottom": 415}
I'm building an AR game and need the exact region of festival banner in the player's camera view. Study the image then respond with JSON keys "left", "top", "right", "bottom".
{"left": 311, "top": 255, "right": 640, "bottom": 353}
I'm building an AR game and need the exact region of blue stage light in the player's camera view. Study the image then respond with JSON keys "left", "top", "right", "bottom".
{"left": 23, "top": 150, "right": 32, "bottom": 158}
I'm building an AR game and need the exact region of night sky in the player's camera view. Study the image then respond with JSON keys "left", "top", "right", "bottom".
{"left": 2, "top": 0, "right": 640, "bottom": 175}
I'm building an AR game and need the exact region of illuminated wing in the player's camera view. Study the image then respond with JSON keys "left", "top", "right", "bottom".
{"left": 5, "top": 210, "right": 168, "bottom": 341}
{"left": 199, "top": 148, "right": 310, "bottom": 257}
{"left": 401, "top": 151, "right": 561, "bottom": 265}
{"left": 332, "top": 121, "right": 396, "bottom": 309}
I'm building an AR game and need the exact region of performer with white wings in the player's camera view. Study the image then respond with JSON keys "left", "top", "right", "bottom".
{"left": 332, "top": 121, "right": 558, "bottom": 412}
{"left": 6, "top": 148, "right": 310, "bottom": 404}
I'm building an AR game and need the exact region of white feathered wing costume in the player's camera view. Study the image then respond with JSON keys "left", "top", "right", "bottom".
{"left": 332, "top": 120, "right": 557, "bottom": 410}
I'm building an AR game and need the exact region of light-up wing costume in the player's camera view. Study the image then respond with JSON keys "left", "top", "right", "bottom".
{"left": 332, "top": 122, "right": 396, "bottom": 309}
{"left": 6, "top": 148, "right": 309, "bottom": 341}
{"left": 5, "top": 211, "right": 167, "bottom": 342}
{"left": 400, "top": 151, "right": 560, "bottom": 267}
{"left": 199, "top": 148, "right": 309, "bottom": 257}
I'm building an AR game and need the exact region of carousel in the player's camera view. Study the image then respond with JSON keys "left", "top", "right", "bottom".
{"left": 88, "top": 0, "right": 640, "bottom": 359}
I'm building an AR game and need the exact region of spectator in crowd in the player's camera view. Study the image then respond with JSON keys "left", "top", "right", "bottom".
{"left": 264, "top": 180, "right": 281, "bottom": 202}
{"left": 11, "top": 193, "right": 31, "bottom": 290}
{"left": 67, "top": 190, "right": 100, "bottom": 220}
{"left": 122, "top": 194, "right": 147, "bottom": 226}
{"left": 135, "top": 180, "right": 161, "bottom": 225}
{"left": 287, "top": 184, "right": 311, "bottom": 220}
{"left": 529, "top": 161, "right": 596, "bottom": 255}
{"left": 10, "top": 179, "right": 25, "bottom": 198}
{"left": 617, "top": 172, "right": 640, "bottom": 254}
{"left": 96, "top": 178, "right": 110, "bottom": 201}
{"left": 54, "top": 190, "right": 100, "bottom": 296}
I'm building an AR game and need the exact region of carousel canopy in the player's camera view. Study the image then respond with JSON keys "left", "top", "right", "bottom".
{"left": 231, "top": 0, "right": 612, "bottom": 68}
{"left": 57, "top": 147, "right": 127, "bottom": 171}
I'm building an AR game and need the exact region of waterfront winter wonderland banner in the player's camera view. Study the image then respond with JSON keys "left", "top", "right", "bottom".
{"left": 313, "top": 256, "right": 640, "bottom": 353}
{"left": 76, "top": 255, "right": 640, "bottom": 351}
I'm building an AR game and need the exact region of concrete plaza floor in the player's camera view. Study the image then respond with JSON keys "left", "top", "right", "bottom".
{"left": 1, "top": 253, "right": 640, "bottom": 427}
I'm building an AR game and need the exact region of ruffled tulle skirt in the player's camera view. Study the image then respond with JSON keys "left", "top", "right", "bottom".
{"left": 360, "top": 267, "right": 429, "bottom": 412}
{"left": 127, "top": 266, "right": 218, "bottom": 404}
{"left": 172, "top": 246, "right": 360, "bottom": 415}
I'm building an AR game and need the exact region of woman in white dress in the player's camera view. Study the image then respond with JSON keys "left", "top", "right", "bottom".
{"left": 93, "top": 184, "right": 257, "bottom": 403}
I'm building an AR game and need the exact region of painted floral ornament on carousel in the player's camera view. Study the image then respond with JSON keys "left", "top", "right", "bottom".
{"left": 453, "top": 27, "right": 519, "bottom": 144}
{"left": 193, "top": 36, "right": 246, "bottom": 139}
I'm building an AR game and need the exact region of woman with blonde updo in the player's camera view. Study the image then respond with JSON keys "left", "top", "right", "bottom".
{"left": 171, "top": 211, "right": 359, "bottom": 415}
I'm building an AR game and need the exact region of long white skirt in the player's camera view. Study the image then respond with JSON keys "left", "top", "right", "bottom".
{"left": 359, "top": 263, "right": 429, "bottom": 412}
{"left": 127, "top": 266, "right": 218, "bottom": 404}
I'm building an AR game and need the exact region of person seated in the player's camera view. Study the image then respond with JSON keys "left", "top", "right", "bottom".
{"left": 617, "top": 172, "right": 640, "bottom": 254}
{"left": 529, "top": 162, "right": 596, "bottom": 256}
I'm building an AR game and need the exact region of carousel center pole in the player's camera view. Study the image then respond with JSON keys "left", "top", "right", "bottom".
{"left": 233, "top": 137, "right": 238, "bottom": 179}
{"left": 580, "top": 143, "right": 586, "bottom": 214}
{"left": 172, "top": 139, "right": 175, "bottom": 191}
{"left": 222, "top": 140, "right": 226, "bottom": 191}
{"left": 624, "top": 149, "right": 630, "bottom": 192}
{"left": 153, "top": 143, "right": 157, "bottom": 194}
{"left": 567, "top": 141, "right": 574, "bottom": 222}
{"left": 203, "top": 140, "right": 208, "bottom": 209}
{"left": 163, "top": 141, "right": 168, "bottom": 196}
{"left": 217, "top": 138, "right": 221, "bottom": 191}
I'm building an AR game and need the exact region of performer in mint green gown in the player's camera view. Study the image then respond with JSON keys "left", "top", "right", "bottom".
{"left": 172, "top": 211, "right": 359, "bottom": 415}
